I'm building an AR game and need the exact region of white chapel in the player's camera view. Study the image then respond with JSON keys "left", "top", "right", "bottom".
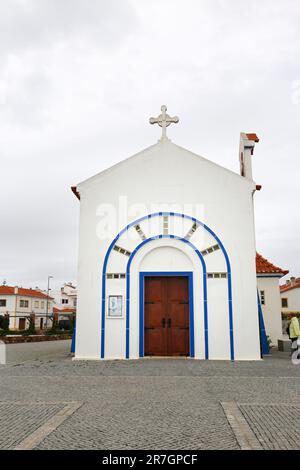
{"left": 72, "top": 106, "right": 262, "bottom": 361}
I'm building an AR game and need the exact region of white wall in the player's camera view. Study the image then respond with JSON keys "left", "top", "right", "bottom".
{"left": 51, "top": 284, "right": 77, "bottom": 309}
{"left": 281, "top": 288, "right": 300, "bottom": 312}
{"left": 0, "top": 295, "right": 15, "bottom": 329}
{"left": 257, "top": 277, "right": 283, "bottom": 345}
{"left": 74, "top": 139, "right": 261, "bottom": 360}
{"left": 0, "top": 295, "right": 15, "bottom": 315}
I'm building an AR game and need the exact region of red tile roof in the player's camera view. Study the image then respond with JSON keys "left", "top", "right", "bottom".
{"left": 256, "top": 253, "right": 288, "bottom": 276}
{"left": 280, "top": 278, "right": 300, "bottom": 293}
{"left": 246, "top": 133, "right": 260, "bottom": 143}
{"left": 0, "top": 286, "right": 53, "bottom": 299}
{"left": 53, "top": 307, "right": 75, "bottom": 313}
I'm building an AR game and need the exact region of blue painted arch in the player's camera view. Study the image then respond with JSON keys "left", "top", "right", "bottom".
{"left": 126, "top": 235, "right": 208, "bottom": 359}
{"left": 101, "top": 212, "right": 234, "bottom": 360}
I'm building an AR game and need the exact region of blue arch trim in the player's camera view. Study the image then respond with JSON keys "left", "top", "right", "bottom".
{"left": 101, "top": 212, "right": 234, "bottom": 360}
{"left": 125, "top": 235, "right": 208, "bottom": 359}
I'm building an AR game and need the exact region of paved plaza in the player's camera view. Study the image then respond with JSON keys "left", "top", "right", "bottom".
{"left": 0, "top": 350, "right": 300, "bottom": 450}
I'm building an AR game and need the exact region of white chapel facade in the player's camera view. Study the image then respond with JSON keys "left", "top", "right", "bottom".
{"left": 72, "top": 106, "right": 262, "bottom": 361}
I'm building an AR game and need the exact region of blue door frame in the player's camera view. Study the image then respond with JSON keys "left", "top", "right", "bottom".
{"left": 139, "top": 271, "right": 195, "bottom": 358}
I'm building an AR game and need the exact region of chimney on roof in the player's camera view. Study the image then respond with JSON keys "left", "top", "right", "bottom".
{"left": 286, "top": 280, "right": 291, "bottom": 286}
{"left": 14, "top": 286, "right": 18, "bottom": 294}
{"left": 291, "top": 277, "right": 296, "bottom": 286}
{"left": 239, "top": 133, "right": 259, "bottom": 181}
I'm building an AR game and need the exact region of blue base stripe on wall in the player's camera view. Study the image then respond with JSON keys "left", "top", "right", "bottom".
{"left": 257, "top": 290, "right": 270, "bottom": 356}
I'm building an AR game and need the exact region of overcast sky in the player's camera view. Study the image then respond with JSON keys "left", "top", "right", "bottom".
{"left": 1, "top": 0, "right": 299, "bottom": 290}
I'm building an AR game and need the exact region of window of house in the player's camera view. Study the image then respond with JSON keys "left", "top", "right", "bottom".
{"left": 106, "top": 273, "right": 126, "bottom": 279}
{"left": 34, "top": 301, "right": 39, "bottom": 308}
{"left": 282, "top": 298, "right": 288, "bottom": 308}
{"left": 0, "top": 299, "right": 7, "bottom": 307}
{"left": 41, "top": 301, "right": 45, "bottom": 308}
{"left": 20, "top": 300, "right": 29, "bottom": 308}
{"left": 113, "top": 245, "right": 131, "bottom": 257}
{"left": 62, "top": 299, "right": 68, "bottom": 304}
{"left": 260, "top": 291, "right": 265, "bottom": 305}
{"left": 207, "top": 272, "right": 227, "bottom": 279}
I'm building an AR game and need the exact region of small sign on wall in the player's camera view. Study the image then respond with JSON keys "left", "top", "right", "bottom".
{"left": 108, "top": 295, "right": 123, "bottom": 318}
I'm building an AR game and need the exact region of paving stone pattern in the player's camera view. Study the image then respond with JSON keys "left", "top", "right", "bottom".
{"left": 239, "top": 403, "right": 300, "bottom": 450}
{"left": 0, "top": 350, "right": 299, "bottom": 450}
{"left": 0, "top": 402, "right": 65, "bottom": 449}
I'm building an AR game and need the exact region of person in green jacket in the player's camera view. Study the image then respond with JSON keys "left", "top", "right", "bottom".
{"left": 288, "top": 315, "right": 300, "bottom": 355}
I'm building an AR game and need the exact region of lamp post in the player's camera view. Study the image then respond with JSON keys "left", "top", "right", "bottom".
{"left": 45, "top": 275, "right": 53, "bottom": 328}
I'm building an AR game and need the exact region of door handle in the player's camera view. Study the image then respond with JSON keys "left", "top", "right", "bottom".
{"left": 162, "top": 318, "right": 166, "bottom": 327}
{"left": 167, "top": 318, "right": 171, "bottom": 328}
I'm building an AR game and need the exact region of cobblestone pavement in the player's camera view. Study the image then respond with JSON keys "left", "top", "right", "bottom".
{"left": 0, "top": 350, "right": 300, "bottom": 450}
{"left": 0, "top": 403, "right": 65, "bottom": 449}
{"left": 239, "top": 403, "right": 300, "bottom": 450}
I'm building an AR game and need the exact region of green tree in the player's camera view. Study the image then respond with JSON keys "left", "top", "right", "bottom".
{"left": 23, "top": 315, "right": 36, "bottom": 336}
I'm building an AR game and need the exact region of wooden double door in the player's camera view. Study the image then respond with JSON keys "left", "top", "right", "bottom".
{"left": 144, "top": 276, "right": 190, "bottom": 356}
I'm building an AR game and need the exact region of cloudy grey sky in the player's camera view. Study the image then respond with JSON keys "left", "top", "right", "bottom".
{"left": 1, "top": 0, "right": 299, "bottom": 291}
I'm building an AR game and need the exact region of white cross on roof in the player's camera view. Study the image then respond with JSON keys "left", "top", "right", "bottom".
{"left": 149, "top": 105, "right": 179, "bottom": 141}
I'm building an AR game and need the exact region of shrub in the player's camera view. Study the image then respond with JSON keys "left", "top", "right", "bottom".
{"left": 46, "top": 317, "right": 60, "bottom": 335}
{"left": 23, "top": 316, "right": 36, "bottom": 336}
{"left": 0, "top": 315, "right": 10, "bottom": 335}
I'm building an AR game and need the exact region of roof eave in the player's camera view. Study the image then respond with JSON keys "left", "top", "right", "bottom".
{"left": 71, "top": 186, "right": 80, "bottom": 200}
{"left": 257, "top": 272, "right": 288, "bottom": 278}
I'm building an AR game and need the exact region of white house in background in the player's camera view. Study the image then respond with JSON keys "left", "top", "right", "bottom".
{"left": 51, "top": 283, "right": 77, "bottom": 326}
{"left": 52, "top": 282, "right": 77, "bottom": 310}
{"left": 71, "top": 105, "right": 263, "bottom": 361}
{"left": 256, "top": 253, "right": 288, "bottom": 345}
{"left": 280, "top": 277, "right": 300, "bottom": 333}
{"left": 0, "top": 285, "right": 54, "bottom": 330}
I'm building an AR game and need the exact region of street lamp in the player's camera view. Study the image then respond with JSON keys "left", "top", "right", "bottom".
{"left": 45, "top": 275, "right": 53, "bottom": 328}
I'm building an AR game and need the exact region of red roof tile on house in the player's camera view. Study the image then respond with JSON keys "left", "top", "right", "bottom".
{"left": 0, "top": 285, "right": 53, "bottom": 299}
{"left": 256, "top": 253, "right": 288, "bottom": 276}
{"left": 280, "top": 278, "right": 300, "bottom": 293}
{"left": 53, "top": 307, "right": 75, "bottom": 313}
{"left": 246, "top": 133, "right": 260, "bottom": 143}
